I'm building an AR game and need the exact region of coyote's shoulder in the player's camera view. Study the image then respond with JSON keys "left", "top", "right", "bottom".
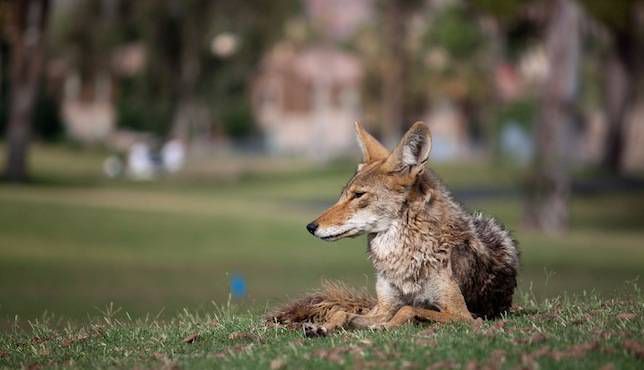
{"left": 268, "top": 122, "right": 519, "bottom": 335}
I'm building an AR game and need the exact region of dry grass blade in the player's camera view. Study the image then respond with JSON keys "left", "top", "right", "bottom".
{"left": 616, "top": 312, "right": 636, "bottom": 321}
{"left": 182, "top": 333, "right": 200, "bottom": 344}
{"left": 228, "top": 331, "right": 261, "bottom": 342}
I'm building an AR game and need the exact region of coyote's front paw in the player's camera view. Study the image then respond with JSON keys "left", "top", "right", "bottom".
{"left": 303, "top": 323, "right": 328, "bottom": 337}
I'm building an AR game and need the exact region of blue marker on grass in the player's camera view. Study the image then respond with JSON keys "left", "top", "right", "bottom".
{"left": 230, "top": 274, "right": 247, "bottom": 298}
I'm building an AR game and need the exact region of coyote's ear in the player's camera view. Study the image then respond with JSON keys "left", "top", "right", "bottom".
{"left": 355, "top": 122, "right": 390, "bottom": 163}
{"left": 384, "top": 121, "right": 432, "bottom": 176}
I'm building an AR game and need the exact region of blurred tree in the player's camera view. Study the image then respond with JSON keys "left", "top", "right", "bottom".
{"left": 52, "top": 0, "right": 123, "bottom": 95}
{"left": 0, "top": 33, "right": 8, "bottom": 135}
{"left": 472, "top": 0, "right": 542, "bottom": 150}
{"left": 472, "top": 0, "right": 643, "bottom": 230}
{"left": 2, "top": 0, "right": 50, "bottom": 182}
{"left": 153, "top": 0, "right": 212, "bottom": 142}
{"left": 48, "top": 0, "right": 296, "bottom": 143}
{"left": 131, "top": 0, "right": 297, "bottom": 142}
{"left": 524, "top": 0, "right": 581, "bottom": 233}
{"left": 52, "top": 0, "right": 167, "bottom": 136}
{"left": 475, "top": 0, "right": 580, "bottom": 233}
{"left": 360, "top": 0, "right": 525, "bottom": 151}
{"left": 1, "top": 0, "right": 301, "bottom": 184}
{"left": 379, "top": 0, "right": 424, "bottom": 147}
{"left": 422, "top": 3, "right": 493, "bottom": 146}
{"left": 581, "top": 0, "right": 643, "bottom": 173}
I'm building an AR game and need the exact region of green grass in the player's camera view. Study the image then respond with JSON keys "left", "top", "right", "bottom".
{"left": 0, "top": 143, "right": 643, "bottom": 368}
{"left": 1, "top": 292, "right": 643, "bottom": 369}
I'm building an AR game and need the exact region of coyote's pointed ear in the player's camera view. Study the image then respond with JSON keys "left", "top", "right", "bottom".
{"left": 384, "top": 121, "right": 432, "bottom": 176}
{"left": 355, "top": 122, "right": 390, "bottom": 163}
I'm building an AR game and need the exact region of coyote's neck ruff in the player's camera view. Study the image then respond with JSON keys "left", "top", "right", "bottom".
{"left": 270, "top": 122, "right": 519, "bottom": 336}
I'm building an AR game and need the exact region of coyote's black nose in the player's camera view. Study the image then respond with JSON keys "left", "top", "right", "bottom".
{"left": 306, "top": 222, "right": 318, "bottom": 235}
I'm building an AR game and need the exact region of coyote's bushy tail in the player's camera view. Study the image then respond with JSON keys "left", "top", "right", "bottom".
{"left": 265, "top": 281, "right": 376, "bottom": 327}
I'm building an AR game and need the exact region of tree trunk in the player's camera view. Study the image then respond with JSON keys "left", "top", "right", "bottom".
{"left": 3, "top": 0, "right": 49, "bottom": 182}
{"left": 171, "top": 44, "right": 200, "bottom": 143}
{"left": 523, "top": 0, "right": 580, "bottom": 234}
{"left": 601, "top": 49, "right": 631, "bottom": 173}
{"left": 170, "top": 2, "right": 205, "bottom": 145}
{"left": 380, "top": 0, "right": 407, "bottom": 148}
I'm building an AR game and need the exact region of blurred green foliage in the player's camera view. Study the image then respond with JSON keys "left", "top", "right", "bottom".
{"left": 221, "top": 98, "right": 256, "bottom": 139}
{"left": 32, "top": 89, "right": 63, "bottom": 140}
{"left": 472, "top": 0, "right": 525, "bottom": 23}
{"left": 47, "top": 0, "right": 299, "bottom": 139}
{"left": 426, "top": 5, "right": 484, "bottom": 60}
{"left": 494, "top": 99, "right": 536, "bottom": 133}
{"left": 581, "top": 0, "right": 638, "bottom": 32}
{"left": 116, "top": 77, "right": 174, "bottom": 136}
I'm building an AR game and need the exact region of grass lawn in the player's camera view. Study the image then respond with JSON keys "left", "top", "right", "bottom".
{"left": 0, "top": 143, "right": 643, "bottom": 368}
{"left": 1, "top": 292, "right": 643, "bottom": 369}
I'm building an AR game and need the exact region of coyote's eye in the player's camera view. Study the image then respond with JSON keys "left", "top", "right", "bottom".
{"left": 352, "top": 191, "right": 366, "bottom": 199}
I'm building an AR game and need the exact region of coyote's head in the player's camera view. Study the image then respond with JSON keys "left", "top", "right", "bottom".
{"left": 306, "top": 121, "right": 432, "bottom": 241}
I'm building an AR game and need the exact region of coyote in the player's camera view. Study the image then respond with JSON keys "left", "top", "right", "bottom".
{"left": 268, "top": 122, "right": 519, "bottom": 336}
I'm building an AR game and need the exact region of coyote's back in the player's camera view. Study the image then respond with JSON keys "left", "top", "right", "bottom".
{"left": 451, "top": 213, "right": 519, "bottom": 319}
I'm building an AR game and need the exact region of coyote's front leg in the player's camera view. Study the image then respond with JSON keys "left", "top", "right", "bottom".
{"left": 379, "top": 305, "right": 472, "bottom": 329}
{"left": 378, "top": 280, "right": 473, "bottom": 329}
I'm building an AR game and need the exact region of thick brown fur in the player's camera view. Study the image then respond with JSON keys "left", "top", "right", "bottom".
{"left": 451, "top": 212, "right": 519, "bottom": 318}
{"left": 267, "top": 122, "right": 519, "bottom": 332}
{"left": 266, "top": 282, "right": 376, "bottom": 327}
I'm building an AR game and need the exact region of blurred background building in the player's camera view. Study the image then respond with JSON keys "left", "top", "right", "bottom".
{"left": 252, "top": 43, "right": 363, "bottom": 159}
